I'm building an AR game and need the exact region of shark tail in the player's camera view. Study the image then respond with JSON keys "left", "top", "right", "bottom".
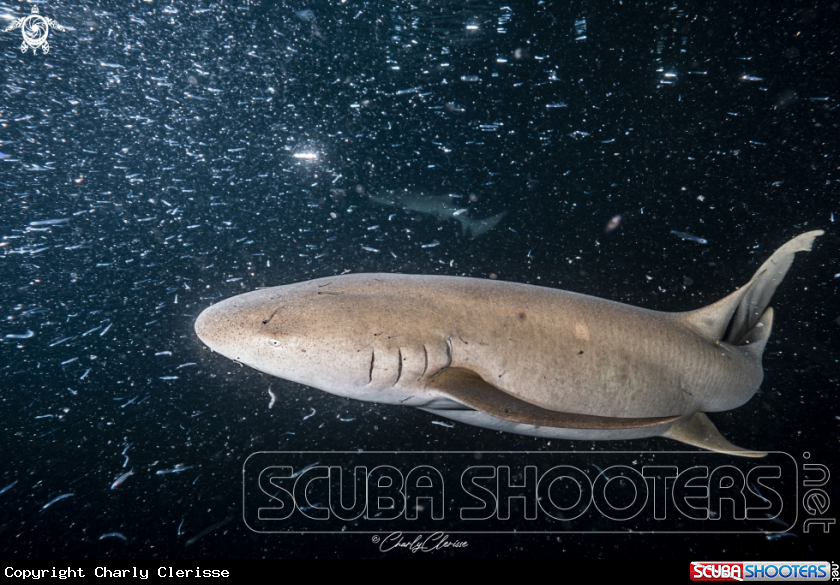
{"left": 460, "top": 211, "right": 507, "bottom": 238}
{"left": 681, "top": 230, "right": 823, "bottom": 353}
{"left": 668, "top": 230, "right": 823, "bottom": 457}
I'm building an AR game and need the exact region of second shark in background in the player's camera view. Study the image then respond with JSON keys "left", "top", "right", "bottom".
{"left": 369, "top": 190, "right": 507, "bottom": 238}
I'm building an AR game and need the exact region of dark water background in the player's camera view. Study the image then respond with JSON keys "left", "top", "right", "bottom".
{"left": 1, "top": 0, "right": 837, "bottom": 558}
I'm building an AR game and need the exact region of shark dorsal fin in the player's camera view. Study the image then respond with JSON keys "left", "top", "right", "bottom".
{"left": 426, "top": 367, "right": 679, "bottom": 430}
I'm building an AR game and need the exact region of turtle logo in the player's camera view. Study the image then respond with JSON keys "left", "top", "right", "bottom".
{"left": 3, "top": 6, "right": 65, "bottom": 55}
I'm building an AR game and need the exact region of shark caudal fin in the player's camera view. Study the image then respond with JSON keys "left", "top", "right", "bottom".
{"left": 726, "top": 230, "right": 823, "bottom": 345}
{"left": 461, "top": 211, "right": 507, "bottom": 238}
{"left": 680, "top": 230, "right": 823, "bottom": 351}
{"left": 666, "top": 230, "right": 822, "bottom": 457}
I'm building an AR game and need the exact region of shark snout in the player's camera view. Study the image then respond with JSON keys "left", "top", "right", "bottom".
{"left": 195, "top": 296, "right": 264, "bottom": 357}
{"left": 194, "top": 301, "right": 230, "bottom": 353}
{"left": 194, "top": 303, "right": 219, "bottom": 348}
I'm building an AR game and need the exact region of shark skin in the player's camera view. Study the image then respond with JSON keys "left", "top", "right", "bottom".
{"left": 368, "top": 191, "right": 506, "bottom": 238}
{"left": 194, "top": 231, "right": 823, "bottom": 456}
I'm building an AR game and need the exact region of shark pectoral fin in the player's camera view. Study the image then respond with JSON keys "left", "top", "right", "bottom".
{"left": 426, "top": 367, "right": 680, "bottom": 430}
{"left": 662, "top": 412, "right": 767, "bottom": 458}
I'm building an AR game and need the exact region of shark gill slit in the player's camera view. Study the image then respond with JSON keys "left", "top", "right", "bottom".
{"left": 419, "top": 345, "right": 428, "bottom": 381}
{"left": 396, "top": 348, "right": 403, "bottom": 384}
{"left": 445, "top": 338, "right": 453, "bottom": 368}
{"left": 368, "top": 350, "right": 374, "bottom": 385}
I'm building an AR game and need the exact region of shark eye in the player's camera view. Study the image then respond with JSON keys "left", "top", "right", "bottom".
{"left": 269, "top": 339, "right": 281, "bottom": 347}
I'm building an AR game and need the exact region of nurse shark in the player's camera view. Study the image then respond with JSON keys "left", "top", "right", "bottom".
{"left": 195, "top": 230, "right": 823, "bottom": 456}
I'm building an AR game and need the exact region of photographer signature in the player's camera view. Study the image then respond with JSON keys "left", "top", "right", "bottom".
{"left": 373, "top": 532, "right": 468, "bottom": 553}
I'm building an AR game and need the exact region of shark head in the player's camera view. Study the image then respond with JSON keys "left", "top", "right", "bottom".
{"left": 195, "top": 285, "right": 328, "bottom": 386}
{"left": 194, "top": 278, "right": 402, "bottom": 403}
